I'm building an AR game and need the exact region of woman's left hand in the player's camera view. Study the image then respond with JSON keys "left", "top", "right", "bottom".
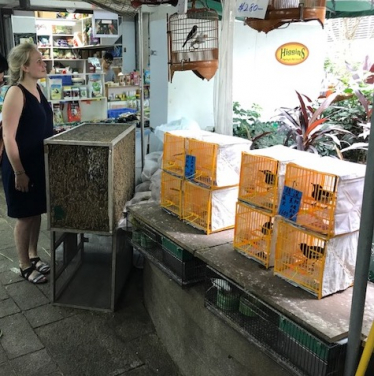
{"left": 15, "top": 173, "right": 30, "bottom": 193}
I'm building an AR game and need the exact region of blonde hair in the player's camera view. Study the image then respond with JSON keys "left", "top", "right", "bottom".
{"left": 8, "top": 43, "right": 38, "bottom": 85}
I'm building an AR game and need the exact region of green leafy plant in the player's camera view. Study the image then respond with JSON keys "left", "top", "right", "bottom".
{"left": 232, "top": 102, "right": 287, "bottom": 149}
{"left": 274, "top": 91, "right": 351, "bottom": 156}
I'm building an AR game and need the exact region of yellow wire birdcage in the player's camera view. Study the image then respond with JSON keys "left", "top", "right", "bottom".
{"left": 239, "top": 152, "right": 280, "bottom": 214}
{"left": 183, "top": 180, "right": 238, "bottom": 234}
{"left": 186, "top": 138, "right": 217, "bottom": 187}
{"left": 160, "top": 171, "right": 184, "bottom": 218}
{"left": 283, "top": 163, "right": 337, "bottom": 237}
{"left": 274, "top": 218, "right": 327, "bottom": 299}
{"left": 162, "top": 132, "right": 186, "bottom": 177}
{"left": 234, "top": 201, "right": 275, "bottom": 268}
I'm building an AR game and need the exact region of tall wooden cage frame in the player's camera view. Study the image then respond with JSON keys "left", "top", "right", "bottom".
{"left": 167, "top": 4, "right": 219, "bottom": 81}
{"left": 245, "top": 0, "right": 327, "bottom": 34}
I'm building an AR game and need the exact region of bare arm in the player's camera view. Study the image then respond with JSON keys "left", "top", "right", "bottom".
{"left": 2, "top": 86, "right": 30, "bottom": 191}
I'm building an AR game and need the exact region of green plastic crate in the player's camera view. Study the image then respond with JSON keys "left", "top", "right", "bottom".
{"left": 161, "top": 236, "right": 194, "bottom": 261}
{"left": 279, "top": 317, "right": 328, "bottom": 360}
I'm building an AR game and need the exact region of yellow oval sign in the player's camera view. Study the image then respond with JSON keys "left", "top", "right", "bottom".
{"left": 275, "top": 43, "right": 309, "bottom": 66}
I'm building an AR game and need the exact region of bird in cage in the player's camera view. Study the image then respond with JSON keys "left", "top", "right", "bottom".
{"left": 182, "top": 25, "right": 198, "bottom": 48}
{"left": 190, "top": 33, "right": 208, "bottom": 49}
{"left": 299, "top": 243, "right": 325, "bottom": 260}
{"left": 261, "top": 221, "right": 273, "bottom": 236}
{"left": 311, "top": 183, "right": 333, "bottom": 204}
{"left": 260, "top": 169, "right": 276, "bottom": 185}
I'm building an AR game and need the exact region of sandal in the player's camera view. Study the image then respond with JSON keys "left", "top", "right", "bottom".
{"left": 30, "top": 257, "right": 50, "bottom": 275}
{"left": 20, "top": 265, "right": 47, "bottom": 284}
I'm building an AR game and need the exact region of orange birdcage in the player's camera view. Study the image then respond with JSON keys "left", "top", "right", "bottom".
{"left": 274, "top": 217, "right": 357, "bottom": 299}
{"left": 234, "top": 201, "right": 275, "bottom": 268}
{"left": 282, "top": 163, "right": 337, "bottom": 236}
{"left": 239, "top": 153, "right": 280, "bottom": 214}
{"left": 162, "top": 132, "right": 186, "bottom": 177}
{"left": 245, "top": 0, "right": 327, "bottom": 34}
{"left": 160, "top": 171, "right": 184, "bottom": 218}
{"left": 183, "top": 180, "right": 238, "bottom": 234}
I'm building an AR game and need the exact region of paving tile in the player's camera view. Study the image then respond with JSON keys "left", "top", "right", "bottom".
{"left": 0, "top": 218, "right": 15, "bottom": 251}
{"left": 0, "top": 313, "right": 44, "bottom": 359}
{"left": 36, "top": 314, "right": 143, "bottom": 376}
{"left": 0, "top": 343, "right": 7, "bottom": 364}
{"left": 0, "top": 361, "right": 16, "bottom": 376}
{"left": 6, "top": 281, "right": 49, "bottom": 311}
{"left": 23, "top": 304, "right": 64, "bottom": 328}
{"left": 10, "top": 348, "right": 59, "bottom": 376}
{"left": 0, "top": 269, "right": 23, "bottom": 286}
{"left": 0, "top": 299, "right": 20, "bottom": 318}
{"left": 0, "top": 284, "right": 8, "bottom": 301}
{"left": 122, "top": 365, "right": 156, "bottom": 376}
{"left": 130, "top": 333, "right": 182, "bottom": 376}
{"left": 0, "top": 248, "right": 17, "bottom": 274}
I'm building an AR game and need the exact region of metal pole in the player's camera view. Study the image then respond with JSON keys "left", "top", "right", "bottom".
{"left": 137, "top": 6, "right": 145, "bottom": 172}
{"left": 344, "top": 97, "right": 374, "bottom": 376}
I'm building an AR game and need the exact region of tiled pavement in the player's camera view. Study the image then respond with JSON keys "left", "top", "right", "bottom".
{"left": 0, "top": 182, "right": 181, "bottom": 376}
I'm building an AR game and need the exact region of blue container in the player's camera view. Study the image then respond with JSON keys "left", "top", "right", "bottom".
{"left": 107, "top": 108, "right": 137, "bottom": 119}
{"left": 50, "top": 75, "right": 72, "bottom": 86}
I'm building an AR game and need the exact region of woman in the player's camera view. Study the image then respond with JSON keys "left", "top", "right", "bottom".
{"left": 1, "top": 43, "right": 53, "bottom": 284}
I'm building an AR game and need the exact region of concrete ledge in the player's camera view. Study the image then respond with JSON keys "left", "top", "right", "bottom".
{"left": 143, "top": 261, "right": 291, "bottom": 376}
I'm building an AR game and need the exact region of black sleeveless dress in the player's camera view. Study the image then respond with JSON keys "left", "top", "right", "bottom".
{"left": 1, "top": 84, "right": 53, "bottom": 218}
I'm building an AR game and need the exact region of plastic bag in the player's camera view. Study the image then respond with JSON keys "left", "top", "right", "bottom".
{"left": 154, "top": 117, "right": 200, "bottom": 143}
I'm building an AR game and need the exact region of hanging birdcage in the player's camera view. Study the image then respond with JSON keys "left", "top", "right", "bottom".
{"left": 245, "top": 0, "right": 327, "bottom": 34}
{"left": 167, "top": 4, "right": 219, "bottom": 82}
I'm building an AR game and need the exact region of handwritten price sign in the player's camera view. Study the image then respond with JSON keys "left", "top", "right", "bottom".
{"left": 236, "top": 0, "right": 269, "bottom": 18}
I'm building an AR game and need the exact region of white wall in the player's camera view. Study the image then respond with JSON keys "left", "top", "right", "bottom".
{"left": 122, "top": 20, "right": 136, "bottom": 73}
{"left": 148, "top": 9, "right": 328, "bottom": 149}
{"left": 233, "top": 20, "right": 327, "bottom": 119}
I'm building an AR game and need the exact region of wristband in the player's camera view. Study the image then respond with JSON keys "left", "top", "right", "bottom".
{"left": 14, "top": 170, "right": 25, "bottom": 176}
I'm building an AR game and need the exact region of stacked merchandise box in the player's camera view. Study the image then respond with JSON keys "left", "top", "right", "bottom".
{"left": 274, "top": 157, "right": 366, "bottom": 298}
{"left": 234, "top": 145, "right": 320, "bottom": 268}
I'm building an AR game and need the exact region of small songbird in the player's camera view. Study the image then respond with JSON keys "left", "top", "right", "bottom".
{"left": 260, "top": 170, "right": 276, "bottom": 185}
{"left": 190, "top": 33, "right": 208, "bottom": 49}
{"left": 261, "top": 221, "right": 273, "bottom": 236}
{"left": 311, "top": 183, "right": 333, "bottom": 204}
{"left": 182, "top": 25, "right": 198, "bottom": 48}
{"left": 299, "top": 243, "right": 325, "bottom": 260}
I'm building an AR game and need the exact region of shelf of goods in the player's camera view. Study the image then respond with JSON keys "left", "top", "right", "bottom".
{"left": 105, "top": 84, "right": 150, "bottom": 116}
{"left": 40, "top": 72, "right": 107, "bottom": 127}
{"left": 35, "top": 16, "right": 122, "bottom": 72}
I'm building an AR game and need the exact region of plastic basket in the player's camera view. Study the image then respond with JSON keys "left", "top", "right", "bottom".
{"left": 50, "top": 75, "right": 72, "bottom": 85}
{"left": 107, "top": 108, "right": 137, "bottom": 119}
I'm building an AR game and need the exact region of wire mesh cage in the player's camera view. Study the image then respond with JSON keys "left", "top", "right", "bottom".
{"left": 283, "top": 163, "right": 337, "bottom": 236}
{"left": 160, "top": 171, "right": 184, "bottom": 218}
{"left": 205, "top": 267, "right": 347, "bottom": 376}
{"left": 186, "top": 134, "right": 251, "bottom": 188}
{"left": 167, "top": 6, "right": 219, "bottom": 81}
{"left": 162, "top": 132, "right": 186, "bottom": 177}
{"left": 245, "top": 0, "right": 327, "bottom": 33}
{"left": 186, "top": 138, "right": 217, "bottom": 186}
{"left": 239, "top": 153, "right": 280, "bottom": 214}
{"left": 274, "top": 217, "right": 358, "bottom": 299}
{"left": 131, "top": 220, "right": 163, "bottom": 262}
{"left": 183, "top": 180, "right": 238, "bottom": 234}
{"left": 234, "top": 201, "right": 275, "bottom": 268}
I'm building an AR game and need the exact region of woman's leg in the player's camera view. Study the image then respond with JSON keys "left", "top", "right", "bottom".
{"left": 14, "top": 216, "right": 34, "bottom": 270}
{"left": 28, "top": 215, "right": 41, "bottom": 259}
{"left": 14, "top": 215, "right": 46, "bottom": 283}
